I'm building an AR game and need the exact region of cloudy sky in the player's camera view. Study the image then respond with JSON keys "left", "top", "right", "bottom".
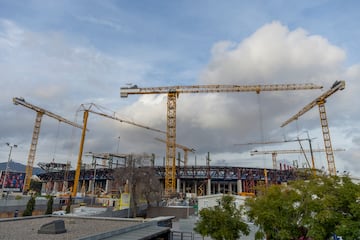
{"left": 0, "top": 0, "right": 359, "bottom": 177}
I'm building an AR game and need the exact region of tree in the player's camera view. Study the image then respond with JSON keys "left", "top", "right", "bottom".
{"left": 113, "top": 154, "right": 162, "bottom": 217}
{"left": 23, "top": 196, "right": 36, "bottom": 216}
{"left": 29, "top": 179, "right": 42, "bottom": 193}
{"left": 65, "top": 195, "right": 72, "bottom": 214}
{"left": 45, "top": 195, "right": 54, "bottom": 215}
{"left": 194, "top": 195, "right": 250, "bottom": 240}
{"left": 245, "top": 175, "right": 360, "bottom": 240}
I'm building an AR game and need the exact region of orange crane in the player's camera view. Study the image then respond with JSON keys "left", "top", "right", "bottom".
{"left": 13, "top": 97, "right": 84, "bottom": 193}
{"left": 120, "top": 83, "right": 323, "bottom": 194}
{"left": 281, "top": 80, "right": 345, "bottom": 175}
{"left": 250, "top": 148, "right": 345, "bottom": 170}
{"left": 154, "top": 137, "right": 195, "bottom": 167}
{"left": 72, "top": 103, "right": 165, "bottom": 197}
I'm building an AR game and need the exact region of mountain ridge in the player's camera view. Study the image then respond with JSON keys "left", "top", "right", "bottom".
{"left": 0, "top": 160, "right": 44, "bottom": 175}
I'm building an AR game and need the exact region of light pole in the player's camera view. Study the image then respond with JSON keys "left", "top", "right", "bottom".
{"left": 1, "top": 143, "right": 18, "bottom": 195}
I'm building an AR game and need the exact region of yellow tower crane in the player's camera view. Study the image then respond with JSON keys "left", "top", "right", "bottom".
{"left": 12, "top": 97, "right": 84, "bottom": 193}
{"left": 250, "top": 148, "right": 345, "bottom": 170}
{"left": 120, "top": 83, "right": 323, "bottom": 195}
{"left": 281, "top": 80, "right": 345, "bottom": 175}
{"left": 154, "top": 137, "right": 195, "bottom": 167}
{"left": 72, "top": 103, "right": 165, "bottom": 197}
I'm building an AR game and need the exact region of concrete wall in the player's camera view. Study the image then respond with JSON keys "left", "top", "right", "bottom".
{"left": 197, "top": 194, "right": 248, "bottom": 212}
{"left": 0, "top": 197, "right": 62, "bottom": 218}
{"left": 147, "top": 206, "right": 195, "bottom": 220}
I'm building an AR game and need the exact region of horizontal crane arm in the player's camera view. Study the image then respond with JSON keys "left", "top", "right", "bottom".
{"left": 250, "top": 148, "right": 345, "bottom": 155}
{"left": 235, "top": 138, "right": 313, "bottom": 146}
{"left": 281, "top": 80, "right": 345, "bottom": 127}
{"left": 154, "top": 137, "right": 195, "bottom": 152}
{"left": 13, "top": 97, "right": 83, "bottom": 129}
{"left": 87, "top": 109, "right": 166, "bottom": 134}
{"left": 121, "top": 83, "right": 323, "bottom": 97}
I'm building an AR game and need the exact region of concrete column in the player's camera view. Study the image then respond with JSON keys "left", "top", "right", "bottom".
{"left": 88, "top": 180, "right": 93, "bottom": 192}
{"left": 207, "top": 179, "right": 211, "bottom": 195}
{"left": 62, "top": 181, "right": 68, "bottom": 192}
{"left": 228, "top": 182, "right": 232, "bottom": 194}
{"left": 41, "top": 182, "right": 46, "bottom": 194}
{"left": 182, "top": 181, "right": 186, "bottom": 193}
{"left": 217, "top": 182, "right": 221, "bottom": 193}
{"left": 105, "top": 180, "right": 110, "bottom": 193}
{"left": 237, "top": 179, "right": 242, "bottom": 194}
{"left": 177, "top": 178, "right": 181, "bottom": 193}
{"left": 76, "top": 181, "right": 81, "bottom": 195}
{"left": 53, "top": 182, "right": 59, "bottom": 194}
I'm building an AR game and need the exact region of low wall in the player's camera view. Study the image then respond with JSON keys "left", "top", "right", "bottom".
{"left": 0, "top": 197, "right": 61, "bottom": 218}
{"left": 147, "top": 206, "right": 195, "bottom": 220}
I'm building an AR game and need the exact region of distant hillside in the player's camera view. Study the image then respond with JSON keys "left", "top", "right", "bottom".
{"left": 0, "top": 160, "right": 44, "bottom": 175}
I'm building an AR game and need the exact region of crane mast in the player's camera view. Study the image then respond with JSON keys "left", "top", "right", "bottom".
{"left": 281, "top": 80, "right": 345, "bottom": 175}
{"left": 13, "top": 97, "right": 83, "bottom": 193}
{"left": 72, "top": 103, "right": 165, "bottom": 197}
{"left": 121, "top": 83, "right": 323, "bottom": 195}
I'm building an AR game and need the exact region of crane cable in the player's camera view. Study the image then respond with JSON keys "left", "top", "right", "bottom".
{"left": 256, "top": 93, "right": 268, "bottom": 185}
{"left": 52, "top": 121, "right": 61, "bottom": 162}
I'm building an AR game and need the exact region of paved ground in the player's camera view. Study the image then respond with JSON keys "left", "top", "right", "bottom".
{"left": 0, "top": 216, "right": 140, "bottom": 240}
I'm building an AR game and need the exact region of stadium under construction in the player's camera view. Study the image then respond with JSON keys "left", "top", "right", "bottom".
{"left": 36, "top": 155, "right": 299, "bottom": 198}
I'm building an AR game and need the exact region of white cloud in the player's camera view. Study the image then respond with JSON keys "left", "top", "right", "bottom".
{"left": 77, "top": 16, "right": 128, "bottom": 33}
{"left": 201, "top": 21, "right": 345, "bottom": 84}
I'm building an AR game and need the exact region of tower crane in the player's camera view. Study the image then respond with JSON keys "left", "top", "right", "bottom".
{"left": 250, "top": 148, "right": 345, "bottom": 170}
{"left": 234, "top": 138, "right": 313, "bottom": 146}
{"left": 235, "top": 137, "right": 316, "bottom": 173}
{"left": 12, "top": 97, "right": 84, "bottom": 193}
{"left": 120, "top": 83, "right": 323, "bottom": 194}
{"left": 72, "top": 103, "right": 165, "bottom": 197}
{"left": 154, "top": 137, "right": 195, "bottom": 167}
{"left": 281, "top": 80, "right": 345, "bottom": 175}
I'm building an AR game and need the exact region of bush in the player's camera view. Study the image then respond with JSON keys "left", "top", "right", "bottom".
{"left": 45, "top": 196, "right": 54, "bottom": 215}
{"left": 23, "top": 196, "right": 36, "bottom": 216}
{"left": 15, "top": 195, "right": 22, "bottom": 200}
{"left": 65, "top": 196, "right": 72, "bottom": 214}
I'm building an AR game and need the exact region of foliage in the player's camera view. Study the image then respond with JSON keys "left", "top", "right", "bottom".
{"left": 245, "top": 175, "right": 360, "bottom": 240}
{"left": 45, "top": 195, "right": 54, "bottom": 214}
{"left": 65, "top": 195, "right": 72, "bottom": 214}
{"left": 113, "top": 154, "right": 162, "bottom": 217}
{"left": 194, "top": 195, "right": 250, "bottom": 240}
{"left": 22, "top": 196, "right": 36, "bottom": 216}
{"left": 15, "top": 195, "right": 22, "bottom": 200}
{"left": 29, "top": 180, "right": 42, "bottom": 193}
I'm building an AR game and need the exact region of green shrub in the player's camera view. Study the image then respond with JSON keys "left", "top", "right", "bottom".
{"left": 15, "top": 195, "right": 22, "bottom": 200}
{"left": 45, "top": 196, "right": 54, "bottom": 215}
{"left": 23, "top": 196, "right": 36, "bottom": 216}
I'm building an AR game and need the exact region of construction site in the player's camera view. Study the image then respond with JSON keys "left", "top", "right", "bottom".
{"left": 0, "top": 81, "right": 347, "bottom": 238}
{"left": 2, "top": 81, "right": 346, "bottom": 196}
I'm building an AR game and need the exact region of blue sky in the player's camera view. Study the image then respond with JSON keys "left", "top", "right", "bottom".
{"left": 0, "top": 0, "right": 359, "bottom": 178}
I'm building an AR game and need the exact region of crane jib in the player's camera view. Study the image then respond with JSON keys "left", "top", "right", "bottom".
{"left": 120, "top": 83, "right": 323, "bottom": 96}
